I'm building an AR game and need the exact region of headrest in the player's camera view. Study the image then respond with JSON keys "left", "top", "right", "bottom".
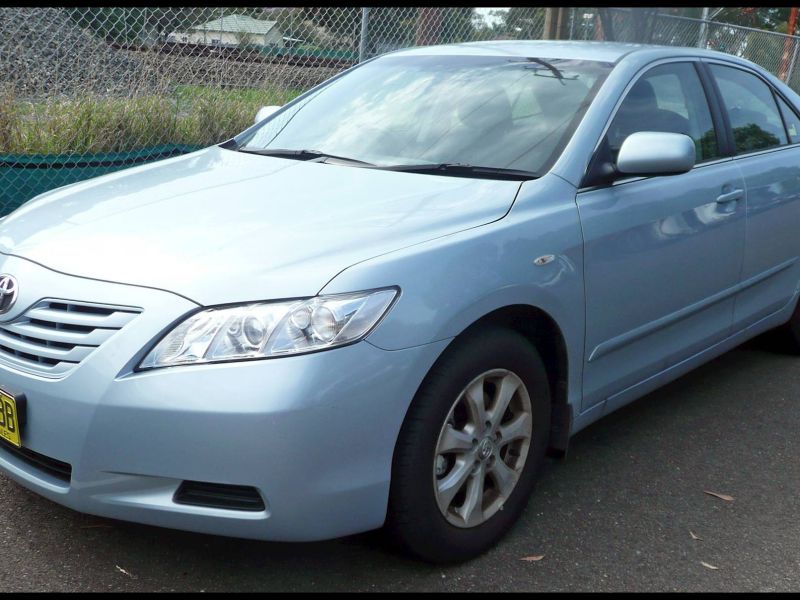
{"left": 625, "top": 79, "right": 658, "bottom": 111}
{"left": 457, "top": 88, "right": 512, "bottom": 130}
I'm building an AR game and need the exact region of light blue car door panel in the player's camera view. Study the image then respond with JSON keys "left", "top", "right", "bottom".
{"left": 577, "top": 162, "right": 746, "bottom": 411}
{"left": 731, "top": 148, "right": 800, "bottom": 329}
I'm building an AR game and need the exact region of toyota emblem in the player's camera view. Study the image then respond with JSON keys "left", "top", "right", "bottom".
{"left": 0, "top": 275, "right": 18, "bottom": 314}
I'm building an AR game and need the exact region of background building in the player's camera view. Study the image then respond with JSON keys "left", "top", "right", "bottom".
{"left": 168, "top": 14, "right": 284, "bottom": 48}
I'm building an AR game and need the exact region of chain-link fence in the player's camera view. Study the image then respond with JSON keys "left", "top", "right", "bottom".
{"left": 1, "top": 6, "right": 799, "bottom": 215}
{"left": 572, "top": 8, "right": 800, "bottom": 88}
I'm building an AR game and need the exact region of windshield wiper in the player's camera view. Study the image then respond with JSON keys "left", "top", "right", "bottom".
{"left": 376, "top": 163, "right": 539, "bottom": 181}
{"left": 525, "top": 58, "right": 576, "bottom": 85}
{"left": 237, "top": 150, "right": 538, "bottom": 180}
{"left": 238, "top": 147, "right": 374, "bottom": 166}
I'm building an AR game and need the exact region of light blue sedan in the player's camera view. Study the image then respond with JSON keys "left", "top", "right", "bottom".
{"left": 0, "top": 40, "right": 799, "bottom": 563}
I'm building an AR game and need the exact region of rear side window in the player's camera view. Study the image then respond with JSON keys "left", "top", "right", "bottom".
{"left": 777, "top": 95, "right": 800, "bottom": 144}
{"left": 709, "top": 64, "right": 788, "bottom": 153}
{"left": 605, "top": 62, "right": 720, "bottom": 163}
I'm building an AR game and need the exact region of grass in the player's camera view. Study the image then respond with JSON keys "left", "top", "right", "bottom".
{"left": 173, "top": 84, "right": 301, "bottom": 148}
{"left": 0, "top": 84, "right": 303, "bottom": 156}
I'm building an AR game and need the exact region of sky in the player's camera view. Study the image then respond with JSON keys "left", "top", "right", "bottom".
{"left": 475, "top": 7, "right": 510, "bottom": 28}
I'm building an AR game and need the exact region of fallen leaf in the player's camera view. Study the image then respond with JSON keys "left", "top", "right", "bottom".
{"left": 115, "top": 565, "right": 136, "bottom": 579}
{"left": 689, "top": 531, "right": 703, "bottom": 541}
{"left": 700, "top": 561, "right": 719, "bottom": 570}
{"left": 520, "top": 555, "right": 545, "bottom": 562}
{"left": 704, "top": 490, "right": 734, "bottom": 502}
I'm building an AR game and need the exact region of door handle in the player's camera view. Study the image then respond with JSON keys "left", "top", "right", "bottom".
{"left": 716, "top": 189, "right": 744, "bottom": 204}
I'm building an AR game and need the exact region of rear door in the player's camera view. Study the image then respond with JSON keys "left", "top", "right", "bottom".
{"left": 704, "top": 62, "right": 800, "bottom": 331}
{"left": 576, "top": 60, "right": 746, "bottom": 411}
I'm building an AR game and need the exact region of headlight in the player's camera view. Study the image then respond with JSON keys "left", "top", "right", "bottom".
{"left": 138, "top": 288, "right": 398, "bottom": 370}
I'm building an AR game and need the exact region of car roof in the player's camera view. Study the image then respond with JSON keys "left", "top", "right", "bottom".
{"left": 389, "top": 40, "right": 746, "bottom": 67}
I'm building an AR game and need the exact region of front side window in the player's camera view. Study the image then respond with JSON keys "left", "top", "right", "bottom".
{"left": 605, "top": 62, "right": 720, "bottom": 163}
{"left": 237, "top": 55, "right": 612, "bottom": 176}
{"left": 709, "top": 64, "right": 788, "bottom": 154}
{"left": 776, "top": 95, "right": 800, "bottom": 144}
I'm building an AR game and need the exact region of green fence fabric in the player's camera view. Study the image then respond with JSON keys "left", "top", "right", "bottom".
{"left": 0, "top": 144, "right": 202, "bottom": 216}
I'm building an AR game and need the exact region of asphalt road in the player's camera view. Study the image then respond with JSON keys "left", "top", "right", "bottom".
{"left": 0, "top": 334, "right": 798, "bottom": 592}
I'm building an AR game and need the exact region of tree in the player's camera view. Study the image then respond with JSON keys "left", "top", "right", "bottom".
{"left": 630, "top": 8, "right": 659, "bottom": 43}
{"left": 303, "top": 6, "right": 361, "bottom": 41}
{"left": 441, "top": 7, "right": 476, "bottom": 44}
{"left": 233, "top": 31, "right": 257, "bottom": 49}
{"left": 713, "top": 7, "right": 790, "bottom": 30}
{"left": 504, "top": 7, "right": 547, "bottom": 39}
{"left": 68, "top": 7, "right": 221, "bottom": 44}
{"left": 597, "top": 8, "right": 615, "bottom": 42}
{"left": 732, "top": 124, "right": 780, "bottom": 153}
{"left": 415, "top": 7, "right": 442, "bottom": 46}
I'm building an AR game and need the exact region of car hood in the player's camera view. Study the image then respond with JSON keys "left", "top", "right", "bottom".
{"left": 0, "top": 147, "right": 520, "bottom": 305}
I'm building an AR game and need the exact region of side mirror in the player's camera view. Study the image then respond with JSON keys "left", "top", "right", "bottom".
{"left": 617, "top": 131, "right": 695, "bottom": 177}
{"left": 254, "top": 105, "right": 281, "bottom": 125}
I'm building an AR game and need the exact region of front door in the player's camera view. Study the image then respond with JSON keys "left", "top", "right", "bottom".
{"left": 577, "top": 61, "right": 746, "bottom": 411}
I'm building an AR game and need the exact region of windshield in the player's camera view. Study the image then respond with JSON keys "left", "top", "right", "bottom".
{"left": 237, "top": 55, "right": 612, "bottom": 175}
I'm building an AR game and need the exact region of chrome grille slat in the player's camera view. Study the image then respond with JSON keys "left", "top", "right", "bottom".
{"left": 0, "top": 330, "right": 96, "bottom": 362}
{"left": 0, "top": 299, "right": 141, "bottom": 378}
{"left": 25, "top": 306, "right": 138, "bottom": 329}
{"left": 2, "top": 321, "right": 117, "bottom": 346}
{"left": 0, "top": 351, "right": 75, "bottom": 376}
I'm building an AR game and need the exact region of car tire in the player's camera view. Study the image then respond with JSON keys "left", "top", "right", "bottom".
{"left": 386, "top": 326, "right": 551, "bottom": 563}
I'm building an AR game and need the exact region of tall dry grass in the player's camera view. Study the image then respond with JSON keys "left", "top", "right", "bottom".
{"left": 0, "top": 84, "right": 301, "bottom": 156}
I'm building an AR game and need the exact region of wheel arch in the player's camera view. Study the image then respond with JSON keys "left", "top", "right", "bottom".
{"left": 414, "top": 303, "right": 573, "bottom": 457}
{"left": 457, "top": 304, "right": 572, "bottom": 456}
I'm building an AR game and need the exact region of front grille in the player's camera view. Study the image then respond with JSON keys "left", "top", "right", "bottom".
{"left": 0, "top": 439, "right": 72, "bottom": 483}
{"left": 0, "top": 299, "right": 141, "bottom": 377}
{"left": 174, "top": 480, "right": 266, "bottom": 512}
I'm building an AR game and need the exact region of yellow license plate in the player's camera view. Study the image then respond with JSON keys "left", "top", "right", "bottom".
{"left": 0, "top": 389, "right": 21, "bottom": 448}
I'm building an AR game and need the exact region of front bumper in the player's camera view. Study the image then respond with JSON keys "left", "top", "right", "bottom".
{"left": 0, "top": 254, "right": 448, "bottom": 541}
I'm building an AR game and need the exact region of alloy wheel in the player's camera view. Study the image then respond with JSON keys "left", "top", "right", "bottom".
{"left": 432, "top": 368, "right": 533, "bottom": 528}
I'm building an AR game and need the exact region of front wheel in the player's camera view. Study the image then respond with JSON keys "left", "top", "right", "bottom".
{"left": 386, "top": 327, "right": 551, "bottom": 563}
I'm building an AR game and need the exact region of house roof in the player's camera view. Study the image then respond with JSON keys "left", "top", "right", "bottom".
{"left": 191, "top": 14, "right": 278, "bottom": 35}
